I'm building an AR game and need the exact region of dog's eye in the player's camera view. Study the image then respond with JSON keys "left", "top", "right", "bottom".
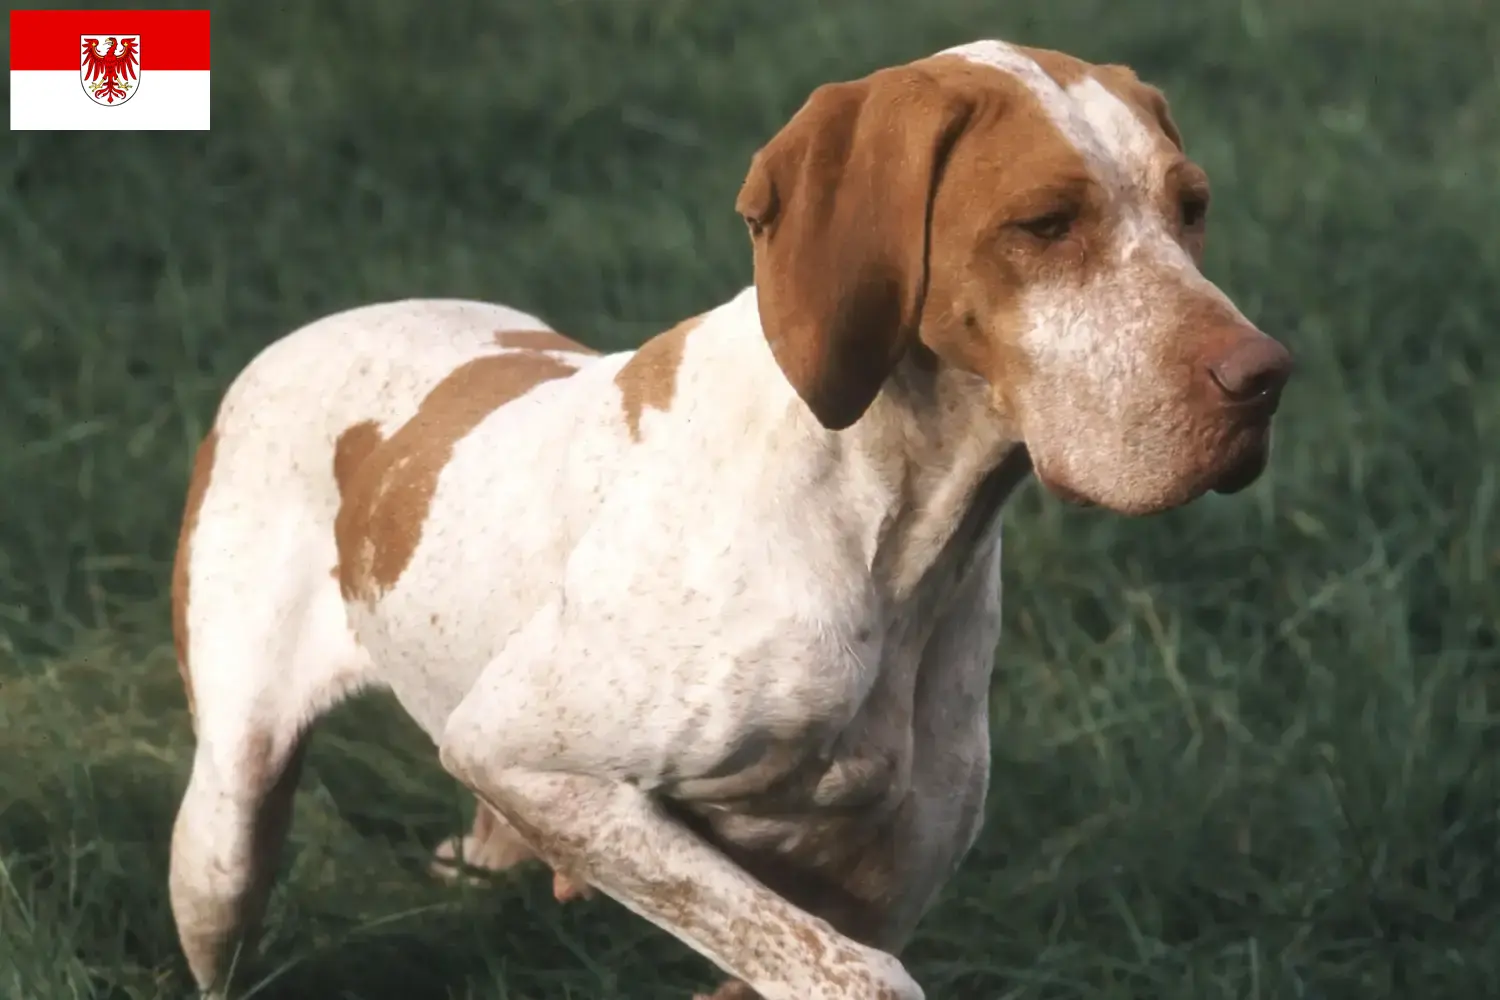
{"left": 1014, "top": 210, "right": 1076, "bottom": 242}
{"left": 1180, "top": 194, "right": 1208, "bottom": 229}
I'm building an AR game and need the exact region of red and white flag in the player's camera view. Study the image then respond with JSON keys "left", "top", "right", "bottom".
{"left": 10, "top": 9, "right": 211, "bottom": 130}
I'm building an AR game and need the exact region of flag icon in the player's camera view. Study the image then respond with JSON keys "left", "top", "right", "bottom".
{"left": 10, "top": 9, "right": 211, "bottom": 131}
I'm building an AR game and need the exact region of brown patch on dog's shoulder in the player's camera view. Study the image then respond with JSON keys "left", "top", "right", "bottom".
{"left": 494, "top": 328, "right": 599, "bottom": 354}
{"left": 614, "top": 315, "right": 701, "bottom": 441}
{"left": 171, "top": 428, "right": 219, "bottom": 721}
{"left": 335, "top": 351, "right": 578, "bottom": 602}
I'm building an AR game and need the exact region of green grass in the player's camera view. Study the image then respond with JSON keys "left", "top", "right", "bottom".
{"left": 3, "top": 0, "right": 1498, "bottom": 996}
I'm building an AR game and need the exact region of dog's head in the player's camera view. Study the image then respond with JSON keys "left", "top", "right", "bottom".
{"left": 739, "top": 39, "right": 1292, "bottom": 515}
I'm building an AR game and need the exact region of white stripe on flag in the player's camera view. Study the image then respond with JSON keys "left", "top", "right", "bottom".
{"left": 10, "top": 70, "right": 210, "bottom": 131}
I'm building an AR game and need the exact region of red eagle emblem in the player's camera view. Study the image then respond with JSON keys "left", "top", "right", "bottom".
{"left": 81, "top": 35, "right": 140, "bottom": 106}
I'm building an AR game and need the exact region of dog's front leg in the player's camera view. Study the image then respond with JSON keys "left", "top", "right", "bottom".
{"left": 431, "top": 570, "right": 916, "bottom": 1000}
{"left": 439, "top": 734, "right": 921, "bottom": 1000}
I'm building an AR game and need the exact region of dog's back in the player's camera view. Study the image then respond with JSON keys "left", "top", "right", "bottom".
{"left": 167, "top": 298, "right": 599, "bottom": 988}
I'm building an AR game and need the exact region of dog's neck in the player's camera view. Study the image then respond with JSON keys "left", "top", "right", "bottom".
{"left": 709, "top": 287, "right": 1032, "bottom": 601}
{"left": 854, "top": 355, "right": 1032, "bottom": 599}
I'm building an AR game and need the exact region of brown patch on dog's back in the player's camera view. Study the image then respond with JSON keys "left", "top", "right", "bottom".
{"left": 615, "top": 315, "right": 701, "bottom": 441}
{"left": 494, "top": 328, "right": 599, "bottom": 354}
{"left": 171, "top": 428, "right": 218, "bottom": 721}
{"left": 333, "top": 420, "right": 385, "bottom": 496}
{"left": 331, "top": 420, "right": 386, "bottom": 586}
{"left": 335, "top": 351, "right": 579, "bottom": 602}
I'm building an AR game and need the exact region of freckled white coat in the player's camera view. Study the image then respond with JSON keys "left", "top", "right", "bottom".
{"left": 168, "top": 37, "right": 1291, "bottom": 1000}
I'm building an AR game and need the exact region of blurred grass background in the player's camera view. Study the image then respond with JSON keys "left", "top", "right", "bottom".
{"left": 2, "top": 0, "right": 1498, "bottom": 997}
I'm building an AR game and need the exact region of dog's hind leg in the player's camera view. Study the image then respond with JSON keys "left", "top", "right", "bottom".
{"left": 171, "top": 720, "right": 308, "bottom": 995}
{"left": 167, "top": 431, "right": 373, "bottom": 996}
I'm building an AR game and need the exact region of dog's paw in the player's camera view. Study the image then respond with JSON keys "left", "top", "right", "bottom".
{"left": 432, "top": 832, "right": 596, "bottom": 906}
{"left": 429, "top": 830, "right": 537, "bottom": 884}
{"left": 693, "top": 981, "right": 759, "bottom": 1000}
{"left": 428, "top": 834, "right": 490, "bottom": 885}
{"left": 551, "top": 871, "right": 595, "bottom": 902}
{"left": 434, "top": 805, "right": 598, "bottom": 905}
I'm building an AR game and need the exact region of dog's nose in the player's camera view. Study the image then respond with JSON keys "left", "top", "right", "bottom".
{"left": 1207, "top": 335, "right": 1293, "bottom": 406}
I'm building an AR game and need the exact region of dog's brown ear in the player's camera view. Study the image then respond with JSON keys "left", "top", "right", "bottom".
{"left": 736, "top": 68, "right": 975, "bottom": 430}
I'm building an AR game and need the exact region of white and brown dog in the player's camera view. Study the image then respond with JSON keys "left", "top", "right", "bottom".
{"left": 167, "top": 38, "right": 1292, "bottom": 1000}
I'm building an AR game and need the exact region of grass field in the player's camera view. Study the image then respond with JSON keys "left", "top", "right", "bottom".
{"left": 3, "top": 0, "right": 1499, "bottom": 996}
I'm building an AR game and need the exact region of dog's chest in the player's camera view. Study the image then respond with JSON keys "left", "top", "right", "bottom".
{"left": 668, "top": 651, "right": 926, "bottom": 944}
{"left": 671, "top": 548, "right": 1002, "bottom": 945}
{"left": 666, "top": 454, "right": 1022, "bottom": 943}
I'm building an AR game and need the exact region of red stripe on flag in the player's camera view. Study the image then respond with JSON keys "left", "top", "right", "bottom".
{"left": 9, "top": 9, "right": 210, "bottom": 71}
